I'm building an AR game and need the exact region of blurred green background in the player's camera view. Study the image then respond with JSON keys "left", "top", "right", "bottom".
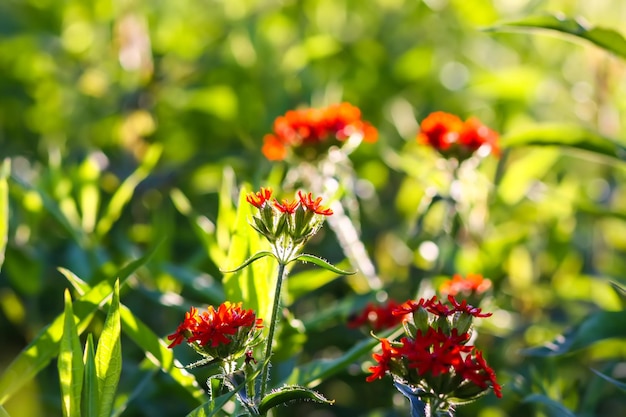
{"left": 2, "top": 0, "right": 626, "bottom": 416}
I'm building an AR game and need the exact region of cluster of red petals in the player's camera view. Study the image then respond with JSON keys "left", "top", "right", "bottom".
{"left": 417, "top": 111, "right": 499, "bottom": 158}
{"left": 246, "top": 187, "right": 273, "bottom": 209}
{"left": 166, "top": 302, "right": 263, "bottom": 349}
{"left": 245, "top": 188, "right": 333, "bottom": 217}
{"left": 439, "top": 273, "right": 492, "bottom": 297}
{"left": 392, "top": 295, "right": 491, "bottom": 318}
{"left": 348, "top": 300, "right": 404, "bottom": 332}
{"left": 366, "top": 327, "right": 502, "bottom": 398}
{"left": 262, "top": 102, "right": 378, "bottom": 161}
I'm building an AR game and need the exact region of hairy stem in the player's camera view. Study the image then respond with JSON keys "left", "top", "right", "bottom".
{"left": 259, "top": 262, "right": 287, "bottom": 401}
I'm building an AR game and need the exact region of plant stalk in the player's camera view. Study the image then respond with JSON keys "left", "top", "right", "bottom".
{"left": 259, "top": 261, "right": 287, "bottom": 401}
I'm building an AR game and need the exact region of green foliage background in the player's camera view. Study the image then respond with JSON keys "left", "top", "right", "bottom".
{"left": 2, "top": 0, "right": 626, "bottom": 416}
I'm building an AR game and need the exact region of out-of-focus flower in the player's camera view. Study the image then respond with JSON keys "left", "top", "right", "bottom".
{"left": 262, "top": 102, "right": 378, "bottom": 161}
{"left": 439, "top": 273, "right": 492, "bottom": 298}
{"left": 417, "top": 111, "right": 499, "bottom": 160}
{"left": 348, "top": 300, "right": 404, "bottom": 332}
{"left": 167, "top": 302, "right": 263, "bottom": 361}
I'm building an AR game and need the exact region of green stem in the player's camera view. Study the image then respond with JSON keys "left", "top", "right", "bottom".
{"left": 259, "top": 261, "right": 287, "bottom": 402}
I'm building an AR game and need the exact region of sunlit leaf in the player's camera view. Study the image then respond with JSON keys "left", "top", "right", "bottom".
{"left": 58, "top": 290, "right": 84, "bottom": 417}
{"left": 486, "top": 13, "right": 626, "bottom": 60}
{"left": 502, "top": 124, "right": 626, "bottom": 163}
{"left": 522, "top": 310, "right": 626, "bottom": 356}
{"left": 590, "top": 368, "right": 626, "bottom": 392}
{"left": 220, "top": 250, "right": 275, "bottom": 273}
{"left": 96, "top": 143, "right": 162, "bottom": 237}
{"left": 0, "top": 405, "right": 9, "bottom": 417}
{"left": 0, "top": 244, "right": 159, "bottom": 405}
{"left": 95, "top": 280, "right": 122, "bottom": 417}
{"left": 291, "top": 254, "right": 355, "bottom": 275}
{"left": 83, "top": 334, "right": 99, "bottom": 417}
{"left": 0, "top": 159, "right": 8, "bottom": 273}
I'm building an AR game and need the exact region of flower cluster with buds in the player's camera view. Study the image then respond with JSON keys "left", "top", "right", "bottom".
{"left": 262, "top": 102, "right": 378, "bottom": 161}
{"left": 246, "top": 187, "right": 333, "bottom": 263}
{"left": 417, "top": 111, "right": 499, "bottom": 161}
{"left": 348, "top": 299, "right": 404, "bottom": 332}
{"left": 167, "top": 302, "right": 263, "bottom": 362}
{"left": 366, "top": 295, "right": 501, "bottom": 414}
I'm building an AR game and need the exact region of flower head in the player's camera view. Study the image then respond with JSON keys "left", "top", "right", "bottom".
{"left": 167, "top": 302, "right": 263, "bottom": 360}
{"left": 439, "top": 273, "right": 492, "bottom": 298}
{"left": 366, "top": 338, "right": 399, "bottom": 382}
{"left": 246, "top": 187, "right": 273, "bottom": 209}
{"left": 417, "top": 111, "right": 499, "bottom": 161}
{"left": 262, "top": 102, "right": 378, "bottom": 161}
{"left": 297, "top": 191, "right": 333, "bottom": 216}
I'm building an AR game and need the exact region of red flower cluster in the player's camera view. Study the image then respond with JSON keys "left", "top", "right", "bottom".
{"left": 366, "top": 295, "right": 502, "bottom": 402}
{"left": 262, "top": 102, "right": 378, "bottom": 161}
{"left": 439, "top": 273, "right": 492, "bottom": 297}
{"left": 347, "top": 300, "right": 404, "bottom": 332}
{"left": 367, "top": 330, "right": 502, "bottom": 398}
{"left": 393, "top": 295, "right": 492, "bottom": 319}
{"left": 417, "top": 111, "right": 499, "bottom": 160}
{"left": 167, "top": 302, "right": 263, "bottom": 360}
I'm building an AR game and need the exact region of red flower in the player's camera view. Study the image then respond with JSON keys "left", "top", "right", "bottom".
{"left": 167, "top": 306, "right": 201, "bottom": 348}
{"left": 392, "top": 296, "right": 438, "bottom": 317}
{"left": 447, "top": 295, "right": 492, "bottom": 318}
{"left": 246, "top": 187, "right": 273, "bottom": 208}
{"left": 297, "top": 191, "right": 333, "bottom": 216}
{"left": 417, "top": 111, "right": 464, "bottom": 151}
{"left": 457, "top": 351, "right": 502, "bottom": 398}
{"left": 273, "top": 198, "right": 299, "bottom": 214}
{"left": 439, "top": 273, "right": 492, "bottom": 297}
{"left": 366, "top": 338, "right": 399, "bottom": 382}
{"left": 348, "top": 300, "right": 404, "bottom": 331}
{"left": 262, "top": 102, "right": 378, "bottom": 161}
{"left": 417, "top": 111, "right": 499, "bottom": 160}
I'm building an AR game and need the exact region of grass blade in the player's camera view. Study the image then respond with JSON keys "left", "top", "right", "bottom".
{"left": 95, "top": 280, "right": 122, "bottom": 417}
{"left": 83, "top": 334, "right": 99, "bottom": 417}
{"left": 58, "top": 290, "right": 84, "bottom": 417}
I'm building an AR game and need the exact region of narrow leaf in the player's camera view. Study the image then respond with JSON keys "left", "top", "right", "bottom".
{"left": 522, "top": 393, "right": 577, "bottom": 417}
{"left": 522, "top": 310, "right": 626, "bottom": 356}
{"left": 0, "top": 405, "right": 9, "bottom": 417}
{"left": 258, "top": 385, "right": 334, "bottom": 415}
{"left": 486, "top": 13, "right": 626, "bottom": 60}
{"left": 58, "top": 290, "right": 84, "bottom": 417}
{"left": 58, "top": 267, "right": 91, "bottom": 296}
{"left": 291, "top": 254, "right": 355, "bottom": 275}
{"left": 83, "top": 334, "right": 98, "bottom": 417}
{"left": 185, "top": 387, "right": 242, "bottom": 417}
{"left": 0, "top": 159, "right": 8, "bottom": 272}
{"left": 95, "top": 280, "right": 122, "bottom": 417}
{"left": 590, "top": 368, "right": 626, "bottom": 392}
{"left": 393, "top": 381, "right": 429, "bottom": 417}
{"left": 119, "top": 304, "right": 205, "bottom": 402}
{"left": 502, "top": 124, "right": 626, "bottom": 163}
{"left": 220, "top": 250, "right": 276, "bottom": 273}
{"left": 96, "top": 143, "right": 162, "bottom": 237}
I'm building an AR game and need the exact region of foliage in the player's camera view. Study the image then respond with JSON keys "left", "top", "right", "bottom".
{"left": 2, "top": 0, "right": 626, "bottom": 416}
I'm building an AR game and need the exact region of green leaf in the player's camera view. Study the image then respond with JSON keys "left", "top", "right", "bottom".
{"left": 0, "top": 405, "right": 10, "bottom": 417}
{"left": 185, "top": 387, "right": 241, "bottom": 417}
{"left": 286, "top": 260, "right": 352, "bottom": 303}
{"left": 222, "top": 184, "right": 274, "bottom": 320}
{"left": 258, "top": 385, "right": 334, "bottom": 415}
{"left": 522, "top": 310, "right": 626, "bottom": 356}
{"left": 0, "top": 244, "right": 158, "bottom": 405}
{"left": 119, "top": 304, "right": 205, "bottom": 402}
{"left": 58, "top": 290, "right": 84, "bottom": 417}
{"left": 502, "top": 124, "right": 626, "bottom": 163}
{"left": 96, "top": 143, "right": 162, "bottom": 237}
{"left": 83, "top": 334, "right": 99, "bottom": 417}
{"left": 521, "top": 393, "right": 577, "bottom": 417}
{"left": 591, "top": 368, "right": 626, "bottom": 392}
{"left": 286, "top": 327, "right": 401, "bottom": 386}
{"left": 486, "top": 13, "right": 626, "bottom": 60}
{"left": 95, "top": 280, "right": 122, "bottom": 417}
{"left": 58, "top": 267, "right": 91, "bottom": 296}
{"left": 0, "top": 159, "right": 8, "bottom": 273}
{"left": 220, "top": 250, "right": 276, "bottom": 273}
{"left": 290, "top": 254, "right": 355, "bottom": 275}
